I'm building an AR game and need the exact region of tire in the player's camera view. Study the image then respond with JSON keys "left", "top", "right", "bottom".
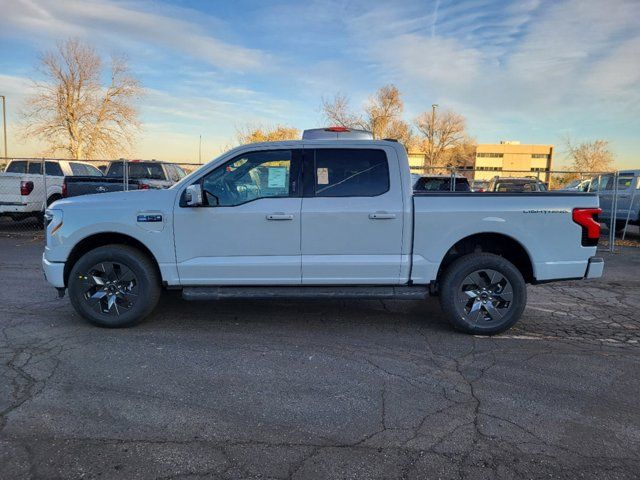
{"left": 604, "top": 220, "right": 627, "bottom": 235}
{"left": 68, "top": 245, "right": 161, "bottom": 327}
{"left": 439, "top": 253, "right": 526, "bottom": 335}
{"left": 47, "top": 194, "right": 63, "bottom": 207}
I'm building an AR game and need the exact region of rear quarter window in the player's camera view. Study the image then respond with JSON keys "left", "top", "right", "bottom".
{"left": 314, "top": 149, "right": 389, "bottom": 197}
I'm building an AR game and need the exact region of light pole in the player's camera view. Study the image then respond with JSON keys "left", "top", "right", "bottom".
{"left": 0, "top": 95, "right": 7, "bottom": 158}
{"left": 429, "top": 104, "right": 438, "bottom": 167}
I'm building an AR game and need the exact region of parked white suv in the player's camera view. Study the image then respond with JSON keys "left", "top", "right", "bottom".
{"left": 42, "top": 128, "right": 604, "bottom": 334}
{"left": 0, "top": 159, "right": 102, "bottom": 222}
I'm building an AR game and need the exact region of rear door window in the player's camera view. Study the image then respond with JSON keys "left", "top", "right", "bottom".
{"left": 313, "top": 149, "right": 389, "bottom": 197}
{"left": 617, "top": 176, "right": 634, "bottom": 190}
{"left": 28, "top": 162, "right": 42, "bottom": 174}
{"left": 6, "top": 161, "right": 27, "bottom": 173}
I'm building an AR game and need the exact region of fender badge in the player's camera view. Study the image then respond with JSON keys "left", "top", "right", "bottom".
{"left": 137, "top": 214, "right": 163, "bottom": 223}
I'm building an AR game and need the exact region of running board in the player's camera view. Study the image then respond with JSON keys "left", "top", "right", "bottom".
{"left": 182, "top": 286, "right": 428, "bottom": 301}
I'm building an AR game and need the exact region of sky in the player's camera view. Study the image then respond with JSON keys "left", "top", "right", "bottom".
{"left": 0, "top": 0, "right": 639, "bottom": 168}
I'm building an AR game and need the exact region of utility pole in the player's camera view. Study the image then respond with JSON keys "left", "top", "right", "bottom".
{"left": 429, "top": 104, "right": 438, "bottom": 167}
{"left": 0, "top": 95, "right": 7, "bottom": 158}
{"left": 198, "top": 134, "right": 202, "bottom": 165}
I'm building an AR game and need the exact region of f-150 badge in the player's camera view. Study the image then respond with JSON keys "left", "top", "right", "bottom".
{"left": 137, "top": 214, "right": 163, "bottom": 222}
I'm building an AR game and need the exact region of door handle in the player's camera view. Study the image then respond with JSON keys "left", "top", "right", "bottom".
{"left": 266, "top": 213, "right": 294, "bottom": 221}
{"left": 369, "top": 212, "right": 396, "bottom": 220}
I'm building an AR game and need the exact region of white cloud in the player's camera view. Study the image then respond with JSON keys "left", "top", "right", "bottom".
{"left": 0, "top": 0, "right": 267, "bottom": 72}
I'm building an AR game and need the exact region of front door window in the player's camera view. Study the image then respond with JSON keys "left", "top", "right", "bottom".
{"left": 201, "top": 150, "right": 296, "bottom": 206}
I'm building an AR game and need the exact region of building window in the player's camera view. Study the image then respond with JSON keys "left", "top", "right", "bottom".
{"left": 476, "top": 153, "right": 504, "bottom": 158}
{"left": 530, "top": 167, "right": 546, "bottom": 172}
{"left": 476, "top": 166, "right": 503, "bottom": 171}
{"left": 531, "top": 154, "right": 550, "bottom": 159}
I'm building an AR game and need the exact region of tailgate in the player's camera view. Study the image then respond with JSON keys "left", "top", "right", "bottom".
{"left": 0, "top": 174, "right": 24, "bottom": 205}
{"left": 65, "top": 177, "right": 128, "bottom": 197}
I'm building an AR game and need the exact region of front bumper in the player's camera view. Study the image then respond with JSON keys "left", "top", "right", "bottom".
{"left": 585, "top": 257, "right": 604, "bottom": 279}
{"left": 42, "top": 253, "right": 66, "bottom": 288}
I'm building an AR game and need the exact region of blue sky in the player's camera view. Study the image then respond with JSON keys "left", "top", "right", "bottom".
{"left": 0, "top": 0, "right": 639, "bottom": 167}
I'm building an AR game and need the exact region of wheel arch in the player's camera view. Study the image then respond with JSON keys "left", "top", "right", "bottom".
{"left": 63, "top": 232, "right": 162, "bottom": 286}
{"left": 436, "top": 232, "right": 534, "bottom": 284}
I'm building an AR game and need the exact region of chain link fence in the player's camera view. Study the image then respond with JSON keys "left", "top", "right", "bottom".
{"left": 1, "top": 157, "right": 637, "bottom": 252}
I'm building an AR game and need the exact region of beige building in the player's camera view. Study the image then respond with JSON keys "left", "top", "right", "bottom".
{"left": 407, "top": 141, "right": 553, "bottom": 183}
{"left": 474, "top": 141, "right": 553, "bottom": 182}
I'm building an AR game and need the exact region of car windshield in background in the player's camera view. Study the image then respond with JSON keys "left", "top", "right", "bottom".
{"left": 414, "top": 177, "right": 471, "bottom": 192}
{"left": 495, "top": 181, "right": 545, "bottom": 192}
{"left": 108, "top": 162, "right": 165, "bottom": 180}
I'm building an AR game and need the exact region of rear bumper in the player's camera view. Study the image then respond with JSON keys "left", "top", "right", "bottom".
{"left": 585, "top": 256, "right": 604, "bottom": 279}
{"left": 0, "top": 203, "right": 36, "bottom": 214}
{"left": 42, "top": 254, "right": 66, "bottom": 288}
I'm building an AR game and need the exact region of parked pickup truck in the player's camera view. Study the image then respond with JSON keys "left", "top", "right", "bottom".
{"left": 42, "top": 127, "right": 604, "bottom": 334}
{"left": 63, "top": 160, "right": 186, "bottom": 198}
{"left": 590, "top": 170, "right": 640, "bottom": 233}
{"left": 0, "top": 159, "right": 102, "bottom": 222}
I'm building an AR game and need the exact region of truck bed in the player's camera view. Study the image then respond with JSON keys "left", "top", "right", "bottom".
{"left": 411, "top": 191, "right": 599, "bottom": 283}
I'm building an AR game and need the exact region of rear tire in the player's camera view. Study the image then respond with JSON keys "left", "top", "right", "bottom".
{"left": 68, "top": 245, "right": 161, "bottom": 327}
{"left": 439, "top": 253, "right": 526, "bottom": 335}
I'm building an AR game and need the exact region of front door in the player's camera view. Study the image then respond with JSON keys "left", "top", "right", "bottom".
{"left": 174, "top": 149, "right": 302, "bottom": 285}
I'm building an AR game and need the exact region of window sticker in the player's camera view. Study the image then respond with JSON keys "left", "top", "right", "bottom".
{"left": 317, "top": 167, "right": 329, "bottom": 185}
{"left": 268, "top": 167, "right": 287, "bottom": 188}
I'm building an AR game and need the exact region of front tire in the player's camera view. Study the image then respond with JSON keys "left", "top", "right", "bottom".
{"left": 68, "top": 245, "right": 161, "bottom": 327}
{"left": 439, "top": 253, "right": 526, "bottom": 335}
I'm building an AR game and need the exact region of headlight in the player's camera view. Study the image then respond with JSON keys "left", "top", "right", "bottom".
{"left": 45, "top": 209, "right": 64, "bottom": 237}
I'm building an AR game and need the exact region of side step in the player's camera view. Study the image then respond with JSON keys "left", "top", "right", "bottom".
{"left": 182, "top": 286, "right": 429, "bottom": 301}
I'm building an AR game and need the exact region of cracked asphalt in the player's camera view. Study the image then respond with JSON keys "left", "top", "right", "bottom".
{"left": 1, "top": 234, "right": 639, "bottom": 479}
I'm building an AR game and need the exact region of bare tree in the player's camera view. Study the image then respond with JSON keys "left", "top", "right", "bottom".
{"left": 22, "top": 39, "right": 142, "bottom": 159}
{"left": 321, "top": 85, "right": 416, "bottom": 147}
{"left": 444, "top": 138, "right": 477, "bottom": 167}
{"left": 415, "top": 109, "right": 467, "bottom": 168}
{"left": 236, "top": 124, "right": 299, "bottom": 144}
{"left": 321, "top": 93, "right": 364, "bottom": 130}
{"left": 564, "top": 138, "right": 614, "bottom": 172}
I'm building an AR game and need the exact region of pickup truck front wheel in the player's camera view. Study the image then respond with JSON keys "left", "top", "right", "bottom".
{"left": 440, "top": 253, "right": 526, "bottom": 335}
{"left": 68, "top": 245, "right": 161, "bottom": 328}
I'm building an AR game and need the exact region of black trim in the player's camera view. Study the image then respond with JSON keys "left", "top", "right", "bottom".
{"left": 531, "top": 277, "right": 583, "bottom": 285}
{"left": 413, "top": 191, "right": 598, "bottom": 197}
{"left": 302, "top": 149, "right": 315, "bottom": 198}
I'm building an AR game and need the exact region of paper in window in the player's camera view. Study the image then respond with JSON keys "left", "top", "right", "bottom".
{"left": 268, "top": 167, "right": 287, "bottom": 188}
{"left": 317, "top": 167, "right": 329, "bottom": 185}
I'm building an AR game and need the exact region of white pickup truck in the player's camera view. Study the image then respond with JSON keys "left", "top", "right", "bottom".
{"left": 0, "top": 159, "right": 102, "bottom": 223}
{"left": 42, "top": 128, "right": 604, "bottom": 334}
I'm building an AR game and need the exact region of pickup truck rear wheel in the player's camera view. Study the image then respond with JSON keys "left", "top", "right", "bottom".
{"left": 68, "top": 245, "right": 161, "bottom": 328}
{"left": 439, "top": 253, "right": 526, "bottom": 335}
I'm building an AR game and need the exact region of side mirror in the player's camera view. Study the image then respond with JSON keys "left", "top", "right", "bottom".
{"left": 185, "top": 184, "right": 203, "bottom": 207}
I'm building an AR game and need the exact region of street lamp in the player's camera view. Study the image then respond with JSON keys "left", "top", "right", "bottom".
{"left": 0, "top": 95, "right": 7, "bottom": 158}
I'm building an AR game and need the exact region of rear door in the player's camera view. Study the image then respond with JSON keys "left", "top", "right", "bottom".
{"left": 300, "top": 147, "right": 405, "bottom": 284}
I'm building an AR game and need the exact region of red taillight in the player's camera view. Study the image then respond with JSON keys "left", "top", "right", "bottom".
{"left": 572, "top": 207, "right": 601, "bottom": 247}
{"left": 138, "top": 182, "right": 150, "bottom": 190}
{"left": 325, "top": 126, "right": 349, "bottom": 132}
{"left": 61, "top": 181, "right": 68, "bottom": 198}
{"left": 20, "top": 181, "right": 34, "bottom": 196}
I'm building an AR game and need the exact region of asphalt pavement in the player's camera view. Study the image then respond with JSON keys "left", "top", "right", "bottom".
{"left": 1, "top": 235, "right": 639, "bottom": 479}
